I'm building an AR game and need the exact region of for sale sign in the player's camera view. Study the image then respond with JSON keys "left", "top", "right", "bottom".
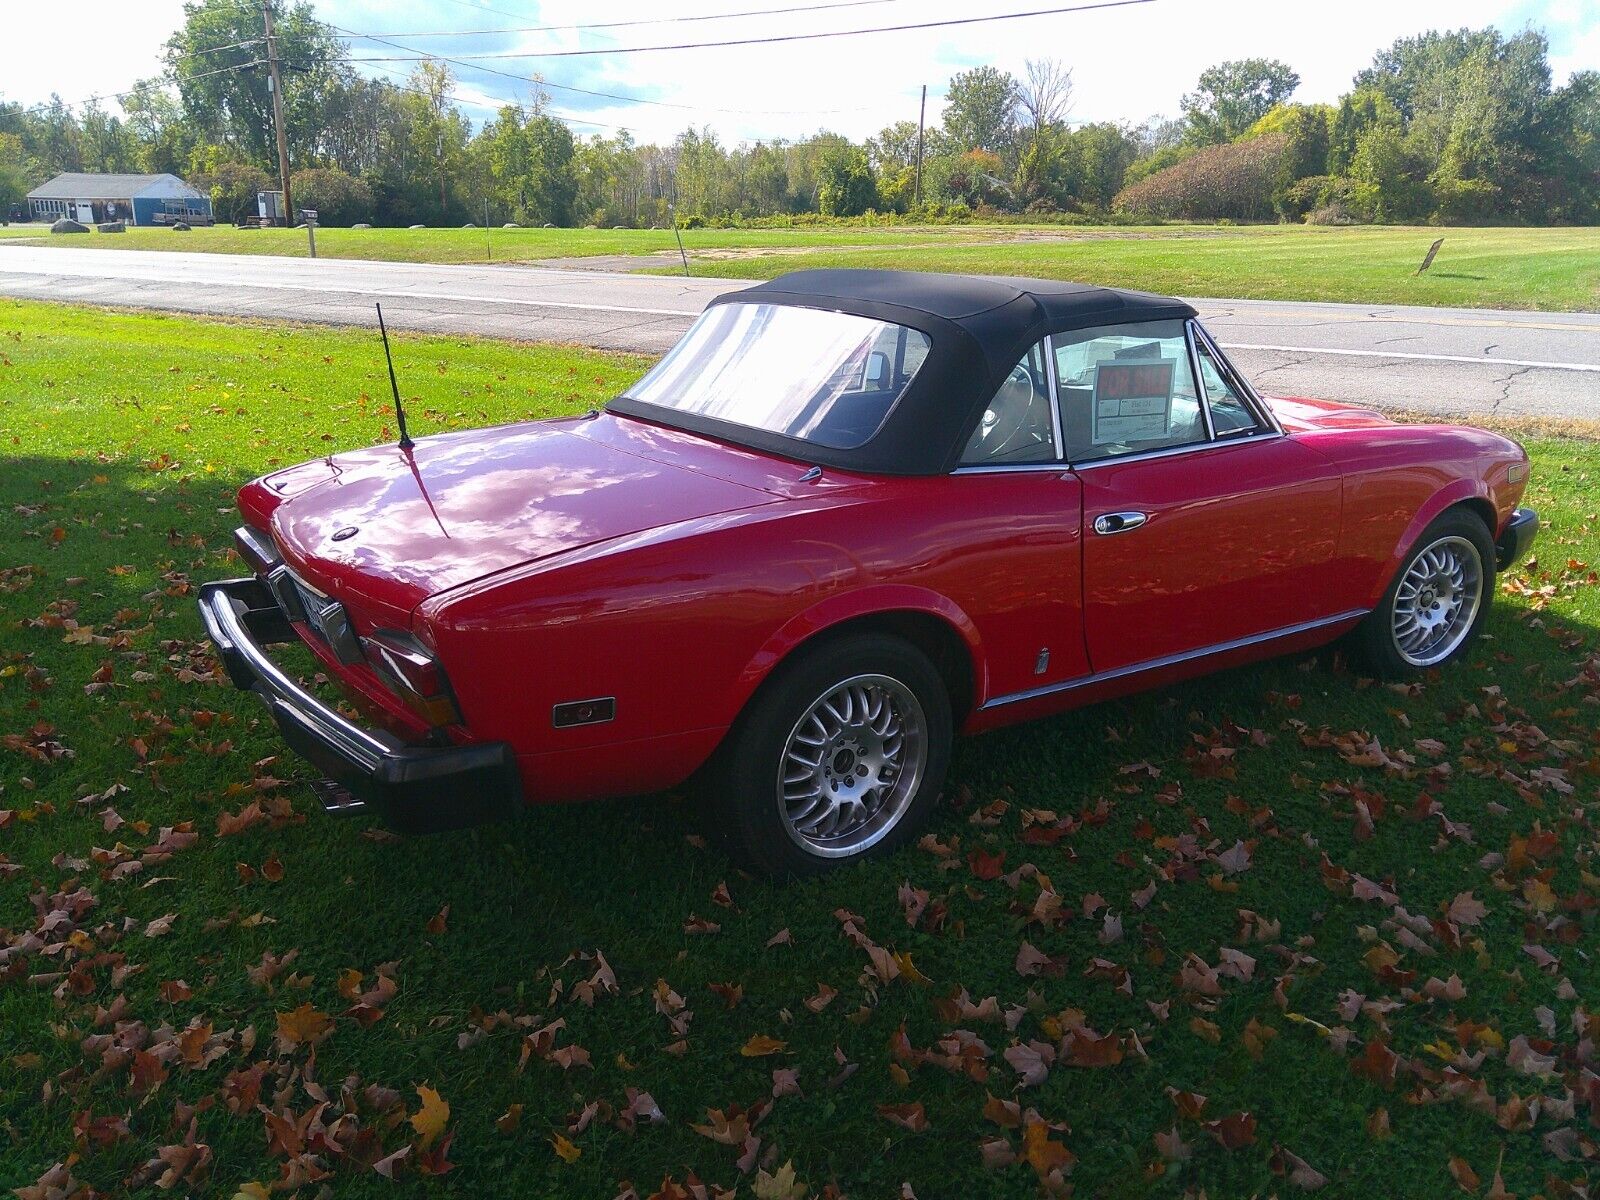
{"left": 1091, "top": 359, "right": 1175, "bottom": 445}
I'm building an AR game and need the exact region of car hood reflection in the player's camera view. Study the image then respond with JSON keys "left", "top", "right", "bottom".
{"left": 270, "top": 418, "right": 777, "bottom": 609}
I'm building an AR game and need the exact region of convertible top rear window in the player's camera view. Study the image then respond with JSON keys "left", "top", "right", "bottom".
{"left": 623, "top": 302, "right": 931, "bottom": 450}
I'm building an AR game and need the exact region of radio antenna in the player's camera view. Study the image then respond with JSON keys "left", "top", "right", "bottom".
{"left": 375, "top": 302, "right": 413, "bottom": 451}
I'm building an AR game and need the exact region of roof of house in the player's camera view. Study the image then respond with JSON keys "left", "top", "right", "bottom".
{"left": 26, "top": 173, "right": 207, "bottom": 201}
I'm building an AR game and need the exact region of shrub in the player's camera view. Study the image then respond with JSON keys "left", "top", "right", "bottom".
{"left": 289, "top": 167, "right": 373, "bottom": 227}
{"left": 817, "top": 146, "right": 878, "bottom": 217}
{"left": 1278, "top": 174, "right": 1352, "bottom": 222}
{"left": 1113, "top": 134, "right": 1287, "bottom": 221}
{"left": 1431, "top": 177, "right": 1501, "bottom": 224}
{"left": 1305, "top": 201, "right": 1357, "bottom": 225}
{"left": 196, "top": 162, "right": 274, "bottom": 225}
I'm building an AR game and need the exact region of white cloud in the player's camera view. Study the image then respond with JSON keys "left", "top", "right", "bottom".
{"left": 2, "top": 0, "right": 1593, "bottom": 146}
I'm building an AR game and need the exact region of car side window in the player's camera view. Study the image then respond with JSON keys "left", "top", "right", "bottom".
{"left": 1053, "top": 320, "right": 1206, "bottom": 464}
{"left": 1194, "top": 330, "right": 1264, "bottom": 437}
{"left": 959, "top": 340, "right": 1058, "bottom": 466}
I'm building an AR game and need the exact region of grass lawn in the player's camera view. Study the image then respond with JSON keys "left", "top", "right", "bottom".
{"left": 4, "top": 221, "right": 1597, "bottom": 311}
{"left": 2, "top": 300, "right": 1598, "bottom": 1199}
{"left": 0, "top": 221, "right": 1011, "bottom": 263}
{"left": 643, "top": 224, "right": 1600, "bottom": 313}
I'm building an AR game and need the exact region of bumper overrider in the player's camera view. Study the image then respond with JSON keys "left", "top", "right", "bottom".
{"left": 198, "top": 575, "right": 523, "bottom": 834}
{"left": 1496, "top": 507, "right": 1539, "bottom": 572}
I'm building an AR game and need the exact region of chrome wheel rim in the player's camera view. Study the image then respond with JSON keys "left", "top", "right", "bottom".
{"left": 1391, "top": 535, "right": 1483, "bottom": 667}
{"left": 777, "top": 673, "right": 927, "bottom": 858}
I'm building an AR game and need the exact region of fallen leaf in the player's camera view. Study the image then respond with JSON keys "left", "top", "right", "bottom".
{"left": 877, "top": 1101, "right": 928, "bottom": 1131}
{"left": 410, "top": 1085, "right": 450, "bottom": 1148}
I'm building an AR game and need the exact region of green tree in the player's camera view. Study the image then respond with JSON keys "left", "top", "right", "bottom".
{"left": 0, "top": 132, "right": 30, "bottom": 221}
{"left": 817, "top": 145, "right": 877, "bottom": 216}
{"left": 1536, "top": 70, "right": 1600, "bottom": 223}
{"left": 165, "top": 0, "right": 350, "bottom": 167}
{"left": 740, "top": 141, "right": 790, "bottom": 215}
{"left": 400, "top": 62, "right": 471, "bottom": 223}
{"left": 1432, "top": 31, "right": 1551, "bottom": 218}
{"left": 290, "top": 166, "right": 373, "bottom": 225}
{"left": 1058, "top": 123, "right": 1140, "bottom": 210}
{"left": 24, "top": 96, "right": 82, "bottom": 177}
{"left": 479, "top": 103, "right": 578, "bottom": 226}
{"left": 1328, "top": 88, "right": 1401, "bottom": 175}
{"left": 195, "top": 161, "right": 274, "bottom": 224}
{"left": 1182, "top": 59, "right": 1300, "bottom": 144}
{"left": 78, "top": 102, "right": 137, "bottom": 174}
{"left": 1271, "top": 105, "right": 1331, "bottom": 219}
{"left": 121, "top": 83, "right": 197, "bottom": 175}
{"left": 1349, "top": 124, "right": 1430, "bottom": 221}
{"left": 942, "top": 66, "right": 1020, "bottom": 159}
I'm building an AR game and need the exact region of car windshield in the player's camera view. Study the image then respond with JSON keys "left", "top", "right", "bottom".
{"left": 623, "top": 302, "right": 931, "bottom": 450}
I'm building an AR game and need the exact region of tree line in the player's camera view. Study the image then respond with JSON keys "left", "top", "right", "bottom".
{"left": 1, "top": 1, "right": 1594, "bottom": 228}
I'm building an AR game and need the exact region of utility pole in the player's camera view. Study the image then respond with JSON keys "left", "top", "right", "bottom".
{"left": 263, "top": 0, "right": 293, "bottom": 224}
{"left": 913, "top": 84, "right": 926, "bottom": 209}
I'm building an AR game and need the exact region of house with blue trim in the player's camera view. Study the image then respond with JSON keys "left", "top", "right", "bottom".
{"left": 26, "top": 173, "right": 214, "bottom": 226}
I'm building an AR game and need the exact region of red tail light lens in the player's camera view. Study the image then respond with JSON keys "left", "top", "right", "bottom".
{"left": 360, "top": 630, "right": 462, "bottom": 727}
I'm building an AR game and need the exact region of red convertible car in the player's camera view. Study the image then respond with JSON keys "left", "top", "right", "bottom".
{"left": 200, "top": 270, "right": 1537, "bottom": 875}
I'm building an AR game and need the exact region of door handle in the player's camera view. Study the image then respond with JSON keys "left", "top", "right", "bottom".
{"left": 1093, "top": 511, "right": 1148, "bottom": 535}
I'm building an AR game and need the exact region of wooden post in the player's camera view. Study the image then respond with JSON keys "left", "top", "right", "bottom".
{"left": 263, "top": 0, "right": 293, "bottom": 225}
{"left": 913, "top": 84, "right": 927, "bottom": 209}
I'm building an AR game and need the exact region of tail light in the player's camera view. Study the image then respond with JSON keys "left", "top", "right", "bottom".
{"left": 361, "top": 629, "right": 462, "bottom": 727}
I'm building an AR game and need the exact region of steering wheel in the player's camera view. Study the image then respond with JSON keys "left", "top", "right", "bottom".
{"left": 975, "top": 365, "right": 1039, "bottom": 456}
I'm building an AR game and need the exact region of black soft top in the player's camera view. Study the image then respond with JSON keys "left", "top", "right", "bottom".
{"left": 609, "top": 269, "right": 1197, "bottom": 476}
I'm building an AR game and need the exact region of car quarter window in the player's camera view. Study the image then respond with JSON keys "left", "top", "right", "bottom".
{"left": 959, "top": 340, "right": 1059, "bottom": 467}
{"left": 1193, "top": 326, "right": 1266, "bottom": 437}
{"left": 1053, "top": 320, "right": 1208, "bottom": 464}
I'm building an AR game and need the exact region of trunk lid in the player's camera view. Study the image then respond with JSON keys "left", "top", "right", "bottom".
{"left": 268, "top": 414, "right": 780, "bottom": 618}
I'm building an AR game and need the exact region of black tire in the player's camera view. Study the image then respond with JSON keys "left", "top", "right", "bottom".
{"left": 1349, "top": 507, "right": 1495, "bottom": 680}
{"left": 699, "top": 633, "right": 953, "bottom": 879}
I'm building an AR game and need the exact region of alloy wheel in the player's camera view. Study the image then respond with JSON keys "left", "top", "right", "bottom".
{"left": 776, "top": 673, "right": 927, "bottom": 858}
{"left": 1390, "top": 534, "right": 1484, "bottom": 667}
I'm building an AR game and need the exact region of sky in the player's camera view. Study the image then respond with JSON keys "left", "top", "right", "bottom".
{"left": 2, "top": 0, "right": 1595, "bottom": 146}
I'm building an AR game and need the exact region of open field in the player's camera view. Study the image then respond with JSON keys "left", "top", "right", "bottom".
{"left": 3, "top": 222, "right": 1597, "bottom": 311}
{"left": 0, "top": 221, "right": 1017, "bottom": 263}
{"left": 2, "top": 300, "right": 1598, "bottom": 1198}
{"left": 643, "top": 224, "right": 1600, "bottom": 313}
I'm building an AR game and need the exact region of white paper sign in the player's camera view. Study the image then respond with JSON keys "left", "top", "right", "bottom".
{"left": 1091, "top": 359, "right": 1175, "bottom": 445}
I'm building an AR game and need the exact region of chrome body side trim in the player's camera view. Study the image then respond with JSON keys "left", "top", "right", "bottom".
{"left": 1192, "top": 320, "right": 1284, "bottom": 436}
{"left": 980, "top": 608, "right": 1368, "bottom": 711}
{"left": 1185, "top": 323, "right": 1217, "bottom": 442}
{"left": 951, "top": 463, "right": 1074, "bottom": 476}
{"left": 1043, "top": 333, "right": 1066, "bottom": 459}
{"left": 1069, "top": 432, "right": 1286, "bottom": 472}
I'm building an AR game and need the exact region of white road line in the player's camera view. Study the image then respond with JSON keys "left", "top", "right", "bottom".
{"left": 1225, "top": 342, "right": 1600, "bottom": 374}
{"left": 0, "top": 272, "right": 708, "bottom": 319}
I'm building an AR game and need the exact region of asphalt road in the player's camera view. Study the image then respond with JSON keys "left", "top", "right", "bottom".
{"left": 2, "top": 245, "right": 1595, "bottom": 421}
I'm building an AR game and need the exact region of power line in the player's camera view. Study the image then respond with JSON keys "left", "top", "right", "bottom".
{"left": 168, "top": 35, "right": 265, "bottom": 61}
{"left": 331, "top": 23, "right": 895, "bottom": 117}
{"left": 11, "top": 60, "right": 267, "bottom": 118}
{"left": 344, "top": 0, "right": 1159, "bottom": 62}
{"left": 360, "top": 62, "right": 625, "bottom": 132}
{"left": 335, "top": 0, "right": 907, "bottom": 40}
